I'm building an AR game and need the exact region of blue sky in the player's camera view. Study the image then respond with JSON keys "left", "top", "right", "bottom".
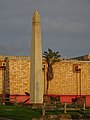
{"left": 0, "top": 0, "right": 90, "bottom": 58}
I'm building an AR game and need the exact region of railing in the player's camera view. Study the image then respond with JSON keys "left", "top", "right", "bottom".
{"left": 42, "top": 102, "right": 86, "bottom": 115}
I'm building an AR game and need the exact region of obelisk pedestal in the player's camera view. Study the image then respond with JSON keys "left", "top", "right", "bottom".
{"left": 30, "top": 10, "right": 43, "bottom": 103}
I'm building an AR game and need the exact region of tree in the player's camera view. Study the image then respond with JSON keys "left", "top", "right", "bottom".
{"left": 43, "top": 48, "right": 61, "bottom": 94}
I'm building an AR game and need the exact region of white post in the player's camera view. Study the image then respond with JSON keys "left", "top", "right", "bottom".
{"left": 42, "top": 103, "right": 45, "bottom": 116}
{"left": 83, "top": 102, "right": 86, "bottom": 110}
{"left": 64, "top": 102, "right": 67, "bottom": 113}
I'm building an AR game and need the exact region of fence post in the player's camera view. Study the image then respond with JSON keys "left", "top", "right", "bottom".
{"left": 75, "top": 102, "right": 77, "bottom": 109}
{"left": 2, "top": 97, "right": 5, "bottom": 105}
{"left": 42, "top": 103, "right": 45, "bottom": 116}
{"left": 83, "top": 102, "right": 86, "bottom": 110}
{"left": 64, "top": 102, "right": 67, "bottom": 113}
{"left": 15, "top": 96, "right": 17, "bottom": 106}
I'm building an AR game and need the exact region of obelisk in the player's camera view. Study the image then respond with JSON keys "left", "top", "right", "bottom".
{"left": 30, "top": 10, "right": 43, "bottom": 103}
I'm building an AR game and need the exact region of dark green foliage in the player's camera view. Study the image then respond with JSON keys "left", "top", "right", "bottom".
{"left": 50, "top": 96, "right": 55, "bottom": 102}
{"left": 50, "top": 96, "right": 60, "bottom": 103}
{"left": 55, "top": 96, "right": 60, "bottom": 102}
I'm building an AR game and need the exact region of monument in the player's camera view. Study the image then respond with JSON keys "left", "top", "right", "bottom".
{"left": 30, "top": 10, "right": 43, "bottom": 103}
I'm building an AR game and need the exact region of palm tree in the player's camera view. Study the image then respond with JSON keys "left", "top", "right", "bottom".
{"left": 43, "top": 48, "right": 61, "bottom": 94}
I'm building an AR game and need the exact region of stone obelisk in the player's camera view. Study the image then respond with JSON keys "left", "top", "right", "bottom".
{"left": 30, "top": 10, "right": 43, "bottom": 103}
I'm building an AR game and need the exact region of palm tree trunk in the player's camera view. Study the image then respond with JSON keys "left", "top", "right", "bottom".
{"left": 46, "top": 65, "right": 53, "bottom": 94}
{"left": 46, "top": 80, "right": 49, "bottom": 94}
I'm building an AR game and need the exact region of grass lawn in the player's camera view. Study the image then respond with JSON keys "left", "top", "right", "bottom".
{"left": 0, "top": 105, "right": 90, "bottom": 120}
{"left": 0, "top": 105, "right": 42, "bottom": 120}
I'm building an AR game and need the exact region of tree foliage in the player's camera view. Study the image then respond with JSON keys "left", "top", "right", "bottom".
{"left": 43, "top": 48, "right": 61, "bottom": 66}
{"left": 43, "top": 48, "right": 61, "bottom": 94}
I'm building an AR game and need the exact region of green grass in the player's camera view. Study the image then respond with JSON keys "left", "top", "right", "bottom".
{"left": 0, "top": 105, "right": 90, "bottom": 120}
{"left": 0, "top": 105, "right": 42, "bottom": 120}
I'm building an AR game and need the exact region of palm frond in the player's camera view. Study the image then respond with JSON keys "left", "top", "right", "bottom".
{"left": 43, "top": 48, "right": 61, "bottom": 64}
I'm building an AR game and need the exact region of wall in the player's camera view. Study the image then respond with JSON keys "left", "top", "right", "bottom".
{"left": 0, "top": 55, "right": 90, "bottom": 105}
{"left": 48, "top": 60, "right": 90, "bottom": 95}
{"left": 9, "top": 56, "right": 30, "bottom": 95}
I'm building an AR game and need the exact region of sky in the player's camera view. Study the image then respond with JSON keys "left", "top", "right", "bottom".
{"left": 0, "top": 0, "right": 90, "bottom": 58}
